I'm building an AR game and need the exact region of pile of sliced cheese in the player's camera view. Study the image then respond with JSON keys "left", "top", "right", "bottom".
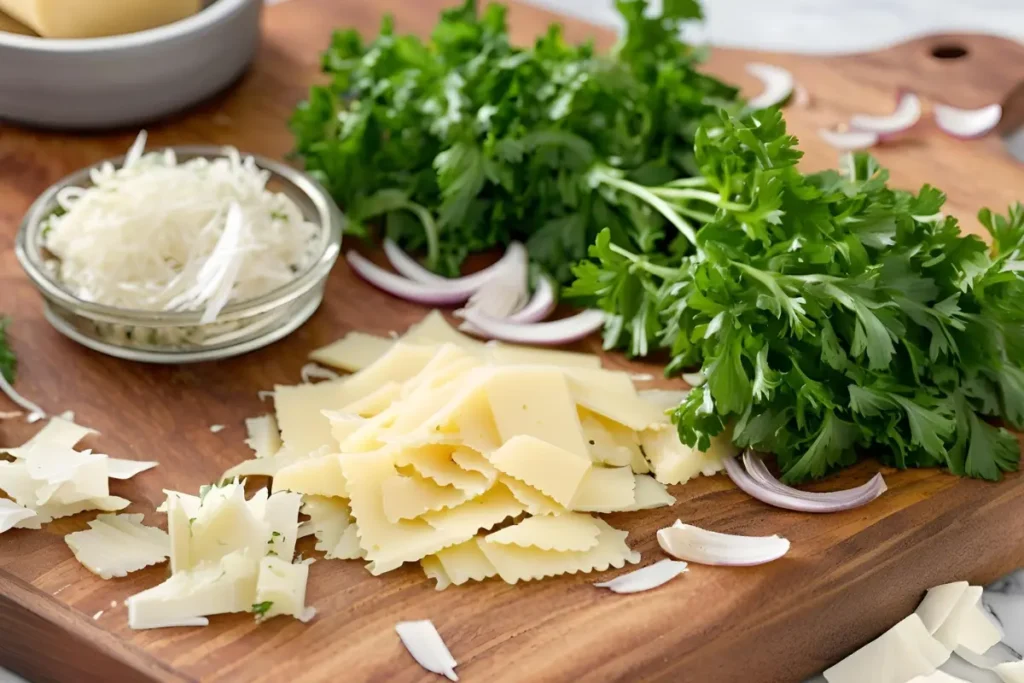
{"left": 222, "top": 311, "right": 733, "bottom": 587}
{"left": 0, "top": 416, "right": 155, "bottom": 531}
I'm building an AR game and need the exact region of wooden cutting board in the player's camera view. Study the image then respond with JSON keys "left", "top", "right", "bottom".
{"left": 2, "top": 2, "right": 1024, "bottom": 682}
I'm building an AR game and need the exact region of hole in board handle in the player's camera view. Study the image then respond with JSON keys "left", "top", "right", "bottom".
{"left": 931, "top": 44, "right": 969, "bottom": 60}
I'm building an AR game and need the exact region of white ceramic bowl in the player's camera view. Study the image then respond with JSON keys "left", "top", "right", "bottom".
{"left": 0, "top": 0, "right": 262, "bottom": 129}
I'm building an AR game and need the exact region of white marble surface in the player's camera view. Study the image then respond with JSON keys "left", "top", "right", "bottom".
{"left": 3, "top": 2, "right": 1024, "bottom": 683}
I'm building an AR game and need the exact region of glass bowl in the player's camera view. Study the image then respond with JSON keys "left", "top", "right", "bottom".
{"left": 14, "top": 146, "right": 343, "bottom": 363}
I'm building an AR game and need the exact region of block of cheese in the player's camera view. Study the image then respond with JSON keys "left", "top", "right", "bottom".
{"left": 0, "top": 0, "right": 202, "bottom": 39}
{"left": 0, "top": 10, "right": 34, "bottom": 35}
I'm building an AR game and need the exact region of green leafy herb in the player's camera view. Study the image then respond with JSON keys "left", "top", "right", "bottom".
{"left": 252, "top": 601, "right": 274, "bottom": 617}
{"left": 290, "top": 0, "right": 738, "bottom": 280}
{"left": 570, "top": 108, "right": 1024, "bottom": 482}
{"left": 0, "top": 316, "right": 16, "bottom": 384}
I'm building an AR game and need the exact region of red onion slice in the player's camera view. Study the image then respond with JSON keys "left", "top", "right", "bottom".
{"left": 506, "top": 276, "right": 557, "bottom": 323}
{"left": 849, "top": 91, "right": 921, "bottom": 136}
{"left": 818, "top": 128, "right": 879, "bottom": 151}
{"left": 382, "top": 239, "right": 529, "bottom": 290}
{"left": 746, "top": 63, "right": 795, "bottom": 110}
{"left": 458, "top": 309, "right": 605, "bottom": 345}
{"left": 933, "top": 103, "right": 1002, "bottom": 139}
{"left": 346, "top": 251, "right": 476, "bottom": 305}
{"left": 724, "top": 452, "right": 886, "bottom": 513}
{"left": 657, "top": 519, "right": 790, "bottom": 566}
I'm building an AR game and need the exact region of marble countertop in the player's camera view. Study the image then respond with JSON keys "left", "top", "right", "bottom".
{"left": 3, "top": 2, "right": 1023, "bottom": 683}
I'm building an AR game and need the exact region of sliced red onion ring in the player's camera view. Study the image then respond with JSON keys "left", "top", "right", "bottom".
{"left": 849, "top": 91, "right": 921, "bottom": 137}
{"left": 460, "top": 245, "right": 529, "bottom": 320}
{"left": 507, "top": 276, "right": 556, "bottom": 323}
{"left": 818, "top": 128, "right": 879, "bottom": 151}
{"left": 382, "top": 239, "right": 529, "bottom": 290}
{"left": 657, "top": 519, "right": 790, "bottom": 566}
{"left": 458, "top": 309, "right": 605, "bottom": 345}
{"left": 724, "top": 451, "right": 886, "bottom": 513}
{"left": 933, "top": 102, "right": 1002, "bottom": 139}
{"left": 346, "top": 251, "right": 476, "bottom": 305}
{"left": 746, "top": 63, "right": 795, "bottom": 110}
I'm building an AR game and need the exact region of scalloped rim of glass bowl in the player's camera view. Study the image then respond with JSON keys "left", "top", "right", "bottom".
{"left": 15, "top": 146, "right": 344, "bottom": 363}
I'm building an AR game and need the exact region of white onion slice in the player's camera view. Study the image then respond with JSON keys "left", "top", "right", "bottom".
{"left": 819, "top": 128, "right": 879, "bottom": 151}
{"left": 346, "top": 252, "right": 476, "bottom": 305}
{"left": 395, "top": 620, "right": 459, "bottom": 681}
{"left": 506, "top": 276, "right": 557, "bottom": 324}
{"left": 458, "top": 309, "right": 605, "bottom": 345}
{"left": 746, "top": 63, "right": 795, "bottom": 110}
{"left": 0, "top": 371, "right": 46, "bottom": 420}
{"left": 383, "top": 239, "right": 528, "bottom": 291}
{"left": 657, "top": 520, "right": 789, "bottom": 566}
{"left": 934, "top": 103, "right": 1002, "bottom": 139}
{"left": 593, "top": 559, "right": 688, "bottom": 594}
{"left": 300, "top": 363, "right": 341, "bottom": 383}
{"left": 726, "top": 451, "right": 887, "bottom": 512}
{"left": 849, "top": 91, "right": 922, "bottom": 136}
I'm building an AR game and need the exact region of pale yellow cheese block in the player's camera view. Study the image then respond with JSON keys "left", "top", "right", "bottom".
{"left": 0, "top": 0, "right": 202, "bottom": 39}
{"left": 0, "top": 10, "right": 34, "bottom": 35}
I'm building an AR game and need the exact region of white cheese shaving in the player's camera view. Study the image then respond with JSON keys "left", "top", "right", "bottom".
{"left": 0, "top": 499, "right": 35, "bottom": 533}
{"left": 395, "top": 620, "right": 459, "bottom": 682}
{"left": 106, "top": 459, "right": 158, "bottom": 480}
{"left": 209, "top": 424, "right": 226, "bottom": 433}
{"left": 44, "top": 137, "right": 320, "bottom": 318}
{"left": 300, "top": 363, "right": 341, "bottom": 383}
{"left": 244, "top": 415, "right": 282, "bottom": 459}
{"left": 917, "top": 582, "right": 1002, "bottom": 655}
{"left": 823, "top": 614, "right": 950, "bottom": 683}
{"left": 593, "top": 559, "right": 688, "bottom": 594}
{"left": 994, "top": 661, "right": 1024, "bottom": 683}
{"left": 64, "top": 513, "right": 170, "bottom": 579}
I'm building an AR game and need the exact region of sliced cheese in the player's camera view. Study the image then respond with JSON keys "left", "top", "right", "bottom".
{"left": 381, "top": 473, "right": 471, "bottom": 523}
{"left": 579, "top": 409, "right": 633, "bottom": 467}
{"left": 395, "top": 444, "right": 492, "bottom": 496}
{"left": 487, "top": 435, "right": 591, "bottom": 507}
{"left": 263, "top": 491, "right": 302, "bottom": 561}
{"left": 823, "top": 613, "right": 950, "bottom": 683}
{"left": 433, "top": 540, "right": 498, "bottom": 586}
{"left": 501, "top": 476, "right": 563, "bottom": 516}
{"left": 16, "top": 495, "right": 130, "bottom": 530}
{"left": 309, "top": 332, "right": 393, "bottom": 373}
{"left": 0, "top": 498, "right": 34, "bottom": 533}
{"left": 570, "top": 466, "right": 636, "bottom": 512}
{"left": 274, "top": 453, "right": 348, "bottom": 498}
{"left": 27, "top": 448, "right": 108, "bottom": 506}
{"left": 254, "top": 556, "right": 314, "bottom": 622}
{"left": 486, "top": 343, "right": 601, "bottom": 369}
{"left": 64, "top": 513, "right": 169, "bottom": 579}
{"left": 618, "top": 475, "right": 675, "bottom": 511}
{"left": 567, "top": 368, "right": 666, "bottom": 431}
{"left": 301, "top": 496, "right": 364, "bottom": 560}
{"left": 485, "top": 367, "right": 589, "bottom": 458}
{"left": 486, "top": 512, "right": 601, "bottom": 552}
{"left": 274, "top": 381, "right": 348, "bottom": 457}
{"left": 640, "top": 426, "right": 732, "bottom": 485}
{"left": 222, "top": 448, "right": 304, "bottom": 481}
{"left": 105, "top": 459, "right": 158, "bottom": 480}
{"left": 244, "top": 414, "right": 282, "bottom": 459}
{"left": 342, "top": 382, "right": 402, "bottom": 418}
{"left": 421, "top": 555, "right": 452, "bottom": 591}
{"left": 403, "top": 310, "right": 482, "bottom": 351}
{"left": 186, "top": 483, "right": 268, "bottom": 571}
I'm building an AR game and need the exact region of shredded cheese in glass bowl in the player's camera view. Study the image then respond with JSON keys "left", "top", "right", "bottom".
{"left": 15, "top": 142, "right": 343, "bottom": 363}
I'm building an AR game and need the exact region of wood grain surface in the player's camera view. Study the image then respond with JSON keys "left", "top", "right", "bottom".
{"left": 1, "top": 2, "right": 1024, "bottom": 682}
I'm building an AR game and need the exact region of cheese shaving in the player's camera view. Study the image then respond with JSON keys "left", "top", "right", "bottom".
{"left": 593, "top": 559, "right": 688, "bottom": 594}
{"left": 300, "top": 363, "right": 341, "bottom": 383}
{"left": 64, "top": 513, "right": 170, "bottom": 579}
{"left": 44, "top": 139, "right": 320, "bottom": 318}
{"left": 0, "top": 498, "right": 34, "bottom": 533}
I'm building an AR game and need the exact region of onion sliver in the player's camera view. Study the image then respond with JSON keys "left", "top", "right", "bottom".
{"left": 819, "top": 128, "right": 879, "bottom": 151}
{"left": 383, "top": 239, "right": 529, "bottom": 291}
{"left": 458, "top": 309, "right": 605, "bottom": 345}
{"left": 849, "top": 91, "right": 921, "bottom": 136}
{"left": 0, "top": 371, "right": 46, "bottom": 421}
{"left": 742, "top": 451, "right": 886, "bottom": 505}
{"left": 593, "top": 559, "right": 688, "bottom": 594}
{"left": 346, "top": 252, "right": 476, "bottom": 305}
{"left": 657, "top": 520, "right": 789, "bottom": 566}
{"left": 724, "top": 454, "right": 885, "bottom": 513}
{"left": 746, "top": 63, "right": 795, "bottom": 110}
{"left": 933, "top": 103, "right": 1002, "bottom": 139}
{"left": 507, "top": 276, "right": 557, "bottom": 324}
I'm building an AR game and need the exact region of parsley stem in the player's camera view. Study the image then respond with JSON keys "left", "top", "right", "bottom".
{"left": 608, "top": 244, "right": 679, "bottom": 279}
{"left": 665, "top": 177, "right": 711, "bottom": 188}
{"left": 649, "top": 187, "right": 749, "bottom": 212}
{"left": 594, "top": 173, "right": 699, "bottom": 248}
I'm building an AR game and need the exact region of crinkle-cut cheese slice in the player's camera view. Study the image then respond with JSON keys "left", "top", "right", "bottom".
{"left": 419, "top": 484, "right": 523, "bottom": 538}
{"left": 640, "top": 426, "right": 732, "bottom": 485}
{"left": 486, "top": 512, "right": 601, "bottom": 552}
{"left": 629, "top": 441, "right": 652, "bottom": 475}
{"left": 309, "top": 332, "right": 394, "bottom": 373}
{"left": 487, "top": 435, "right": 591, "bottom": 507}
{"left": 245, "top": 414, "right": 282, "bottom": 459}
{"left": 402, "top": 370, "right": 501, "bottom": 454}
{"left": 500, "top": 476, "right": 563, "bottom": 516}
{"left": 400, "top": 344, "right": 481, "bottom": 398}
{"left": 29, "top": 448, "right": 109, "bottom": 506}
{"left": 274, "top": 453, "right": 348, "bottom": 498}
{"left": 617, "top": 475, "right": 675, "bottom": 511}
{"left": 0, "top": 498, "right": 34, "bottom": 533}
{"left": 381, "top": 473, "right": 471, "bottom": 523}
{"left": 579, "top": 409, "right": 632, "bottom": 467}
{"left": 570, "top": 467, "right": 636, "bottom": 512}
{"left": 0, "top": 460, "right": 40, "bottom": 507}
{"left": 823, "top": 613, "right": 950, "bottom": 683}
{"left": 17, "top": 496, "right": 131, "bottom": 530}
{"left": 301, "top": 496, "right": 364, "bottom": 560}
{"left": 334, "top": 342, "right": 438, "bottom": 406}
{"left": 395, "top": 445, "right": 491, "bottom": 495}
{"left": 11, "top": 416, "right": 97, "bottom": 454}
{"left": 323, "top": 410, "right": 365, "bottom": 445}
{"left": 485, "top": 367, "right": 589, "bottom": 459}
{"left": 105, "top": 459, "right": 158, "bottom": 480}
{"left": 421, "top": 555, "right": 452, "bottom": 591}
{"left": 451, "top": 447, "right": 499, "bottom": 483}
{"left": 486, "top": 342, "right": 601, "bottom": 369}
{"left": 264, "top": 491, "right": 302, "bottom": 561}
{"left": 341, "top": 382, "right": 402, "bottom": 418}
{"left": 127, "top": 551, "right": 260, "bottom": 630}
{"left": 434, "top": 540, "right": 498, "bottom": 586}
{"left": 222, "top": 448, "right": 304, "bottom": 481}
{"left": 274, "top": 381, "right": 348, "bottom": 457}
{"left": 566, "top": 368, "right": 667, "bottom": 431}
{"left": 403, "top": 310, "right": 483, "bottom": 351}
{"left": 255, "top": 556, "right": 314, "bottom": 622}
{"left": 187, "top": 483, "right": 269, "bottom": 571}
{"left": 477, "top": 518, "right": 640, "bottom": 584}
{"left": 64, "top": 513, "right": 170, "bottom": 579}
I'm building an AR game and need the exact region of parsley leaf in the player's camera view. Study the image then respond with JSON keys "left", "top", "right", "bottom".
{"left": 252, "top": 601, "right": 274, "bottom": 617}
{"left": 0, "top": 316, "right": 16, "bottom": 384}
